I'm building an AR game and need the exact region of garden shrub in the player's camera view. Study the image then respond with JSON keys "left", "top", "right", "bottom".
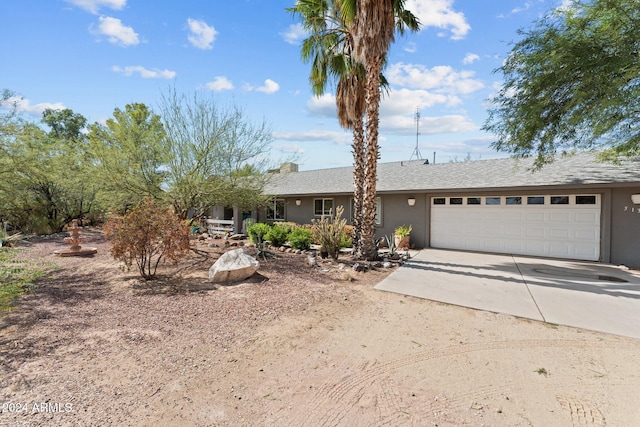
{"left": 247, "top": 222, "right": 271, "bottom": 244}
{"left": 288, "top": 227, "right": 313, "bottom": 250}
{"left": 339, "top": 232, "right": 353, "bottom": 249}
{"left": 311, "top": 205, "right": 347, "bottom": 261}
{"left": 265, "top": 223, "right": 291, "bottom": 247}
{"left": 103, "top": 198, "right": 191, "bottom": 280}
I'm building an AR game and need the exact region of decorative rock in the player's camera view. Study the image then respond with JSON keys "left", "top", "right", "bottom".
{"left": 353, "top": 263, "right": 368, "bottom": 272}
{"left": 307, "top": 255, "right": 318, "bottom": 267}
{"left": 383, "top": 261, "right": 392, "bottom": 268}
{"left": 209, "top": 249, "right": 260, "bottom": 283}
{"left": 201, "top": 233, "right": 210, "bottom": 239}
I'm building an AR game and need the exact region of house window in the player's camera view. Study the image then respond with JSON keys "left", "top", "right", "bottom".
{"left": 450, "top": 197, "right": 463, "bottom": 205}
{"left": 551, "top": 196, "right": 569, "bottom": 205}
{"left": 506, "top": 197, "right": 522, "bottom": 205}
{"left": 266, "top": 199, "right": 285, "bottom": 221}
{"left": 486, "top": 197, "right": 501, "bottom": 205}
{"left": 576, "top": 195, "right": 597, "bottom": 205}
{"left": 527, "top": 196, "right": 545, "bottom": 205}
{"left": 467, "top": 197, "right": 481, "bottom": 205}
{"left": 433, "top": 197, "right": 446, "bottom": 205}
{"left": 314, "top": 198, "right": 333, "bottom": 216}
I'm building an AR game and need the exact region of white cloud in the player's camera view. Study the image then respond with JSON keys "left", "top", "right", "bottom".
{"left": 381, "top": 88, "right": 458, "bottom": 115}
{"left": 112, "top": 65, "right": 176, "bottom": 79}
{"left": 65, "top": 0, "right": 125, "bottom": 14}
{"left": 404, "top": 42, "right": 418, "bottom": 53}
{"left": 245, "top": 79, "right": 280, "bottom": 94}
{"left": 386, "top": 63, "right": 484, "bottom": 95}
{"left": 186, "top": 18, "right": 217, "bottom": 50}
{"left": 281, "top": 23, "right": 307, "bottom": 45}
{"left": 92, "top": 16, "right": 139, "bottom": 46}
{"left": 381, "top": 113, "right": 477, "bottom": 135}
{"left": 307, "top": 93, "right": 337, "bottom": 117}
{"left": 511, "top": 1, "right": 533, "bottom": 15}
{"left": 206, "top": 76, "right": 234, "bottom": 91}
{"left": 1, "top": 96, "right": 64, "bottom": 116}
{"left": 405, "top": 0, "right": 470, "bottom": 40}
{"left": 273, "top": 130, "right": 353, "bottom": 146}
{"left": 273, "top": 143, "right": 305, "bottom": 154}
{"left": 463, "top": 53, "right": 480, "bottom": 64}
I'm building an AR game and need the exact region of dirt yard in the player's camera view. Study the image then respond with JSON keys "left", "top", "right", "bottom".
{"left": 1, "top": 229, "right": 640, "bottom": 426}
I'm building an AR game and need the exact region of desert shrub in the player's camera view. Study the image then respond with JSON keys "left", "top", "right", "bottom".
{"left": 311, "top": 205, "right": 347, "bottom": 261}
{"left": 247, "top": 222, "right": 271, "bottom": 244}
{"left": 339, "top": 232, "right": 353, "bottom": 249}
{"left": 288, "top": 227, "right": 313, "bottom": 250}
{"left": 265, "top": 223, "right": 291, "bottom": 247}
{"left": 103, "top": 198, "right": 191, "bottom": 280}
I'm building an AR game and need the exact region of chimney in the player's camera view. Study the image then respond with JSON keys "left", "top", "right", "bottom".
{"left": 279, "top": 162, "right": 299, "bottom": 173}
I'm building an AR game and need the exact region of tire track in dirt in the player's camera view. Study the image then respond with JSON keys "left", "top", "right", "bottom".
{"left": 557, "top": 395, "right": 606, "bottom": 426}
{"left": 293, "top": 339, "right": 624, "bottom": 426}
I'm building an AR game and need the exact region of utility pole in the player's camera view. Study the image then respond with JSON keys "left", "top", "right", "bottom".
{"left": 410, "top": 107, "right": 422, "bottom": 160}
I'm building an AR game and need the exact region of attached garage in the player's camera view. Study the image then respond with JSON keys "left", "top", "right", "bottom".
{"left": 430, "top": 194, "right": 601, "bottom": 261}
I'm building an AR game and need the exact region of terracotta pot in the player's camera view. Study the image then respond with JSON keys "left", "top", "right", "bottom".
{"left": 394, "top": 235, "right": 410, "bottom": 250}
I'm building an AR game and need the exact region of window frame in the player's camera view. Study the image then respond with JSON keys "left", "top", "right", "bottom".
{"left": 314, "top": 198, "right": 334, "bottom": 216}
{"left": 266, "top": 198, "right": 285, "bottom": 221}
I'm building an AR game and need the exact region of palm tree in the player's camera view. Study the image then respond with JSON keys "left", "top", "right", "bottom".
{"left": 290, "top": 0, "right": 419, "bottom": 259}
{"left": 352, "top": 0, "right": 419, "bottom": 259}
{"left": 290, "top": 0, "right": 368, "bottom": 251}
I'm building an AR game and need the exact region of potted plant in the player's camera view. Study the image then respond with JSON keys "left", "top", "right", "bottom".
{"left": 394, "top": 224, "right": 412, "bottom": 250}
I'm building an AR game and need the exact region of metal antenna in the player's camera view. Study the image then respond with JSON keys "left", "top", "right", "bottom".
{"left": 410, "top": 107, "right": 422, "bottom": 160}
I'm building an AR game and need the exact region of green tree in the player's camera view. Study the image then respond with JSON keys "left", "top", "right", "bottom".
{"left": 484, "top": 0, "right": 640, "bottom": 167}
{"left": 158, "top": 89, "right": 273, "bottom": 219}
{"left": 88, "top": 103, "right": 166, "bottom": 212}
{"left": 0, "top": 100, "right": 97, "bottom": 233}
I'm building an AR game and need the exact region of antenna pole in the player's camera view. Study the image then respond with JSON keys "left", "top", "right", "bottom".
{"left": 410, "top": 107, "right": 422, "bottom": 160}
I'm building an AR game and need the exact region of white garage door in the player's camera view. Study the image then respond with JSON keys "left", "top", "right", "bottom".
{"left": 430, "top": 194, "right": 601, "bottom": 261}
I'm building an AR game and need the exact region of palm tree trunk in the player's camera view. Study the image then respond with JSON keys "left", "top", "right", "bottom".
{"left": 351, "top": 115, "right": 365, "bottom": 252}
{"left": 358, "top": 58, "right": 384, "bottom": 260}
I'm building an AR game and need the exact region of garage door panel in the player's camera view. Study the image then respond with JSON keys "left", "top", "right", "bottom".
{"left": 575, "top": 212, "right": 599, "bottom": 223}
{"left": 431, "top": 194, "right": 600, "bottom": 261}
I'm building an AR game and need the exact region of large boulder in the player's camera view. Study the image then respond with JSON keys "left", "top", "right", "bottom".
{"left": 209, "top": 249, "right": 259, "bottom": 283}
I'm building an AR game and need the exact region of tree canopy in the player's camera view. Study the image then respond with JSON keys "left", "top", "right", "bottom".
{"left": 1, "top": 88, "right": 275, "bottom": 233}
{"left": 484, "top": 0, "right": 640, "bottom": 167}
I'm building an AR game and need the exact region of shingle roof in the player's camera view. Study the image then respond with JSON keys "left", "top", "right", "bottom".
{"left": 264, "top": 152, "right": 640, "bottom": 196}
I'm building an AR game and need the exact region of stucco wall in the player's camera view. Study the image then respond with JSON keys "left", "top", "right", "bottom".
{"left": 610, "top": 187, "right": 640, "bottom": 268}
{"left": 280, "top": 196, "right": 352, "bottom": 226}
{"left": 376, "top": 194, "right": 427, "bottom": 249}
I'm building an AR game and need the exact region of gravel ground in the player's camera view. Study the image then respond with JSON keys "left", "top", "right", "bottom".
{"left": 0, "top": 228, "right": 391, "bottom": 426}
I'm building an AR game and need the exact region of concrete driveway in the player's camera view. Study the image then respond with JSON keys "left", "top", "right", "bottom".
{"left": 375, "top": 248, "right": 640, "bottom": 339}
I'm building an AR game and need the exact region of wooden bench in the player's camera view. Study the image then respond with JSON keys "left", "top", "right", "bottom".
{"left": 206, "top": 219, "right": 234, "bottom": 236}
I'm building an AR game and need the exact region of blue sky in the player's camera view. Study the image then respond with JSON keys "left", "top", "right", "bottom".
{"left": 1, "top": 0, "right": 571, "bottom": 170}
